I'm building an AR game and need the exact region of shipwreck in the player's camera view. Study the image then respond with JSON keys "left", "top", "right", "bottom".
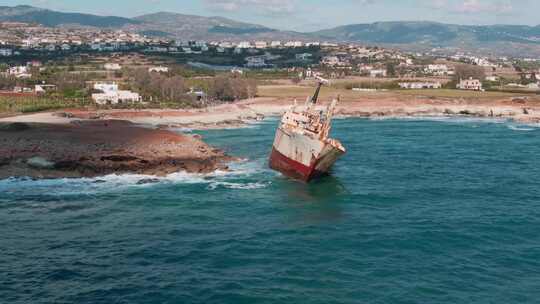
{"left": 269, "top": 77, "right": 346, "bottom": 182}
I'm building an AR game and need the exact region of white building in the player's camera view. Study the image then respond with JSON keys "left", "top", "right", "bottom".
{"left": 7, "top": 66, "right": 31, "bottom": 79}
{"left": 425, "top": 64, "right": 449, "bottom": 76}
{"left": 399, "top": 82, "right": 442, "bottom": 89}
{"left": 237, "top": 41, "right": 252, "bottom": 49}
{"left": 94, "top": 82, "right": 118, "bottom": 93}
{"left": 219, "top": 42, "right": 233, "bottom": 48}
{"left": 148, "top": 66, "right": 169, "bottom": 73}
{"left": 370, "top": 69, "right": 387, "bottom": 78}
{"left": 35, "top": 84, "right": 57, "bottom": 94}
{"left": 231, "top": 68, "right": 244, "bottom": 75}
{"left": 104, "top": 63, "right": 122, "bottom": 71}
{"left": 254, "top": 41, "right": 267, "bottom": 49}
{"left": 92, "top": 91, "right": 141, "bottom": 105}
{"left": 92, "top": 82, "right": 140, "bottom": 105}
{"left": 457, "top": 77, "right": 483, "bottom": 91}
{"left": 270, "top": 41, "right": 282, "bottom": 48}
{"left": 284, "top": 41, "right": 303, "bottom": 48}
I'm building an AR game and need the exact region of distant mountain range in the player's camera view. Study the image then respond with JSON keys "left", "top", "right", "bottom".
{"left": 0, "top": 5, "right": 139, "bottom": 27}
{"left": 1, "top": 5, "right": 540, "bottom": 56}
{"left": 315, "top": 21, "right": 540, "bottom": 57}
{"left": 315, "top": 22, "right": 540, "bottom": 44}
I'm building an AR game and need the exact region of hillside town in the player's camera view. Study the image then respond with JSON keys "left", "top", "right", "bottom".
{"left": 1, "top": 20, "right": 539, "bottom": 107}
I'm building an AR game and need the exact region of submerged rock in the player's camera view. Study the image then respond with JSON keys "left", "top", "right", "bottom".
{"left": 137, "top": 178, "right": 161, "bottom": 185}
{"left": 27, "top": 157, "right": 55, "bottom": 169}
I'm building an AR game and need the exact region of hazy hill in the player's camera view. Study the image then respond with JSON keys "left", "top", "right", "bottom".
{"left": 313, "top": 21, "right": 540, "bottom": 56}
{"left": 0, "top": 5, "right": 138, "bottom": 27}
{"left": 129, "top": 12, "right": 280, "bottom": 40}
{"left": 0, "top": 6, "right": 305, "bottom": 40}
{"left": 1, "top": 6, "right": 540, "bottom": 56}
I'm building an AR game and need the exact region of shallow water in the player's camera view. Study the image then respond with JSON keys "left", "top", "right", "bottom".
{"left": 2, "top": 118, "right": 540, "bottom": 303}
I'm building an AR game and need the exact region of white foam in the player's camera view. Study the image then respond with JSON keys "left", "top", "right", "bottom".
{"left": 0, "top": 159, "right": 269, "bottom": 194}
{"left": 508, "top": 125, "right": 536, "bottom": 131}
{"left": 207, "top": 181, "right": 270, "bottom": 190}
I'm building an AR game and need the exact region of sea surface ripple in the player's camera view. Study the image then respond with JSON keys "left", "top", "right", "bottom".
{"left": 1, "top": 118, "right": 540, "bottom": 303}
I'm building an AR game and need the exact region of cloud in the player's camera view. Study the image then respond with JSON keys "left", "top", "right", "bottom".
{"left": 427, "top": 0, "right": 514, "bottom": 14}
{"left": 202, "top": 0, "right": 297, "bottom": 15}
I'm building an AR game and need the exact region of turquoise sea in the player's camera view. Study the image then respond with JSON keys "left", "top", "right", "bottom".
{"left": 2, "top": 117, "right": 540, "bottom": 303}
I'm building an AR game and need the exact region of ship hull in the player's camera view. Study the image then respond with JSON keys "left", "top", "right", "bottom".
{"left": 269, "top": 127, "right": 344, "bottom": 182}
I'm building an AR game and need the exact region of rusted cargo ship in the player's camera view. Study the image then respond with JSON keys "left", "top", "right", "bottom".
{"left": 269, "top": 77, "right": 346, "bottom": 182}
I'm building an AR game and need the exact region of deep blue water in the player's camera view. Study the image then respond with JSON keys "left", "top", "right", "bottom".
{"left": 2, "top": 117, "right": 540, "bottom": 304}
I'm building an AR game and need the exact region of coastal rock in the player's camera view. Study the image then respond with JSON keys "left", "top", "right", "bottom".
{"left": 137, "top": 178, "right": 161, "bottom": 185}
{"left": 0, "top": 122, "right": 31, "bottom": 132}
{"left": 0, "top": 120, "right": 234, "bottom": 180}
{"left": 27, "top": 157, "right": 55, "bottom": 169}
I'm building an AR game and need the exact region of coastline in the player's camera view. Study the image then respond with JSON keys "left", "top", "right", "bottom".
{"left": 3, "top": 95, "right": 537, "bottom": 129}
{"left": 2, "top": 92, "right": 539, "bottom": 180}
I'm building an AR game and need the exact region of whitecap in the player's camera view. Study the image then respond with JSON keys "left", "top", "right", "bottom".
{"left": 207, "top": 181, "right": 270, "bottom": 190}
{"left": 0, "top": 159, "right": 269, "bottom": 195}
{"left": 507, "top": 125, "right": 536, "bottom": 131}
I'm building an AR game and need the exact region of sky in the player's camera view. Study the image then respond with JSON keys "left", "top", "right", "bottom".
{"left": 3, "top": 0, "right": 539, "bottom": 31}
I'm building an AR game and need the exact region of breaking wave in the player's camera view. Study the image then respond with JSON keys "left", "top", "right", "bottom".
{"left": 507, "top": 124, "right": 537, "bottom": 131}
{"left": 0, "top": 159, "right": 272, "bottom": 195}
{"left": 207, "top": 181, "right": 270, "bottom": 190}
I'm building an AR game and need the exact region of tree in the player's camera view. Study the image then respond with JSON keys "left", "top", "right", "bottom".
{"left": 126, "top": 68, "right": 188, "bottom": 103}
{"left": 386, "top": 63, "right": 397, "bottom": 77}
{"left": 0, "top": 75, "right": 17, "bottom": 90}
{"left": 209, "top": 74, "right": 258, "bottom": 102}
{"left": 454, "top": 64, "right": 486, "bottom": 81}
{"left": 52, "top": 72, "right": 88, "bottom": 97}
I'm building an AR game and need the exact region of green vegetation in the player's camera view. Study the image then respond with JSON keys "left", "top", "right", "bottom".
{"left": 332, "top": 81, "right": 400, "bottom": 90}
{"left": 258, "top": 85, "right": 522, "bottom": 100}
{"left": 0, "top": 96, "right": 91, "bottom": 114}
{"left": 453, "top": 64, "right": 486, "bottom": 81}
{"left": 125, "top": 68, "right": 257, "bottom": 106}
{"left": 396, "top": 89, "right": 520, "bottom": 98}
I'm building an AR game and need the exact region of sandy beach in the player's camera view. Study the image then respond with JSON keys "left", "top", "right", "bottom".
{"left": 3, "top": 92, "right": 539, "bottom": 129}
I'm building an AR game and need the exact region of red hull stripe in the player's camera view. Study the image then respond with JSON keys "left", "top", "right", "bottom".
{"left": 269, "top": 147, "right": 324, "bottom": 182}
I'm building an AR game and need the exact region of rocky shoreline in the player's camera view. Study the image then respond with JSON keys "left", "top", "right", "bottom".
{"left": 0, "top": 120, "right": 234, "bottom": 180}
{"left": 2, "top": 94, "right": 540, "bottom": 180}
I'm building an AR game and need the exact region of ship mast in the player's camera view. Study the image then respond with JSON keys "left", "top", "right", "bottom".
{"left": 309, "top": 76, "right": 329, "bottom": 105}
